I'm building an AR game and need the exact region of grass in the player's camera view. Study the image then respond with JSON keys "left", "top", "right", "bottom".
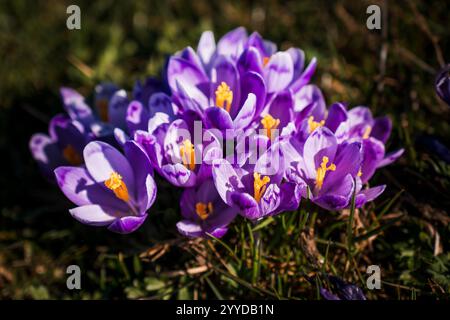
{"left": 0, "top": 0, "right": 449, "bottom": 299}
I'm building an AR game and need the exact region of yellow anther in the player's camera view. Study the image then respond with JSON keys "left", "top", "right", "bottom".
{"left": 315, "top": 156, "right": 336, "bottom": 190}
{"left": 62, "top": 145, "right": 83, "bottom": 166}
{"left": 195, "top": 202, "right": 213, "bottom": 220}
{"left": 362, "top": 126, "right": 372, "bottom": 139}
{"left": 261, "top": 114, "right": 280, "bottom": 140}
{"left": 263, "top": 56, "right": 270, "bottom": 67}
{"left": 96, "top": 98, "right": 109, "bottom": 122}
{"left": 179, "top": 139, "right": 196, "bottom": 171}
{"left": 357, "top": 169, "right": 363, "bottom": 177}
{"left": 215, "top": 82, "right": 233, "bottom": 113}
{"left": 253, "top": 172, "right": 271, "bottom": 203}
{"left": 105, "top": 172, "right": 130, "bottom": 202}
{"left": 308, "top": 116, "right": 325, "bottom": 133}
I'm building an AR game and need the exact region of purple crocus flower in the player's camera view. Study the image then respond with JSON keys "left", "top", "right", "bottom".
{"left": 212, "top": 152, "right": 301, "bottom": 220}
{"left": 60, "top": 85, "right": 129, "bottom": 145}
{"left": 286, "top": 127, "right": 362, "bottom": 211}
{"left": 435, "top": 64, "right": 450, "bottom": 106}
{"left": 176, "top": 179, "right": 238, "bottom": 238}
{"left": 328, "top": 103, "right": 404, "bottom": 175}
{"left": 166, "top": 27, "right": 318, "bottom": 140}
{"left": 134, "top": 114, "right": 222, "bottom": 188}
{"left": 30, "top": 84, "right": 134, "bottom": 181}
{"left": 62, "top": 84, "right": 127, "bottom": 131}
{"left": 54, "top": 140, "right": 156, "bottom": 234}
{"left": 320, "top": 276, "right": 367, "bottom": 300}
{"left": 30, "top": 114, "right": 91, "bottom": 181}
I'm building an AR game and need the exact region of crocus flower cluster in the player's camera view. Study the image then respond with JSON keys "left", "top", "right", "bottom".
{"left": 30, "top": 27, "right": 403, "bottom": 235}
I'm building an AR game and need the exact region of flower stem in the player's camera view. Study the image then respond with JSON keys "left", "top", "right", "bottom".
{"left": 346, "top": 183, "right": 357, "bottom": 262}
{"left": 251, "top": 220, "right": 262, "bottom": 285}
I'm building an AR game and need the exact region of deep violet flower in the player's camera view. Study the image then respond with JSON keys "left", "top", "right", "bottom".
{"left": 29, "top": 114, "right": 91, "bottom": 181}
{"left": 54, "top": 141, "right": 156, "bottom": 234}
{"left": 293, "top": 102, "right": 403, "bottom": 181}
{"left": 30, "top": 84, "right": 132, "bottom": 181}
{"left": 286, "top": 127, "right": 363, "bottom": 211}
{"left": 176, "top": 179, "right": 238, "bottom": 238}
{"left": 62, "top": 85, "right": 127, "bottom": 132}
{"left": 59, "top": 84, "right": 127, "bottom": 145}
{"left": 212, "top": 151, "right": 301, "bottom": 221}
{"left": 320, "top": 276, "right": 367, "bottom": 300}
{"left": 326, "top": 103, "right": 404, "bottom": 179}
{"left": 435, "top": 64, "right": 450, "bottom": 106}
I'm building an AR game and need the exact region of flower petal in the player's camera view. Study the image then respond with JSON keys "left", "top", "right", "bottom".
{"left": 230, "top": 192, "right": 260, "bottom": 220}
{"left": 180, "top": 187, "right": 198, "bottom": 220}
{"left": 234, "top": 93, "right": 256, "bottom": 131}
{"left": 168, "top": 57, "right": 209, "bottom": 108}
{"left": 240, "top": 71, "right": 266, "bottom": 117}
{"left": 293, "top": 84, "right": 326, "bottom": 120}
{"left": 197, "top": 30, "right": 216, "bottom": 66}
{"left": 314, "top": 194, "right": 350, "bottom": 211}
{"left": 356, "top": 185, "right": 386, "bottom": 208}
{"left": 148, "top": 92, "right": 175, "bottom": 119}
{"left": 237, "top": 47, "right": 263, "bottom": 76}
{"left": 69, "top": 204, "right": 124, "bottom": 226}
{"left": 161, "top": 163, "right": 196, "bottom": 187}
{"left": 289, "top": 57, "right": 317, "bottom": 93}
{"left": 212, "top": 159, "right": 244, "bottom": 205}
{"left": 204, "top": 107, "right": 234, "bottom": 131}
{"left": 325, "top": 103, "right": 348, "bottom": 133}
{"left": 435, "top": 64, "right": 450, "bottom": 106}
{"left": 207, "top": 227, "right": 228, "bottom": 238}
{"left": 286, "top": 47, "right": 305, "bottom": 81}
{"left": 264, "top": 51, "right": 294, "bottom": 93}
{"left": 83, "top": 141, "right": 135, "bottom": 193}
{"left": 360, "top": 138, "right": 385, "bottom": 183}
{"left": 376, "top": 148, "right": 404, "bottom": 168}
{"left": 278, "top": 181, "right": 304, "bottom": 211}
{"left": 29, "top": 133, "right": 64, "bottom": 181}
{"left": 60, "top": 87, "right": 94, "bottom": 125}
{"left": 108, "top": 215, "right": 148, "bottom": 234}
{"left": 315, "top": 174, "right": 354, "bottom": 210}
{"left": 371, "top": 116, "right": 392, "bottom": 144}
{"left": 246, "top": 32, "right": 267, "bottom": 58}
{"left": 176, "top": 220, "right": 204, "bottom": 238}
{"left": 108, "top": 90, "right": 128, "bottom": 130}
{"left": 217, "top": 27, "right": 247, "bottom": 60}
{"left": 204, "top": 205, "right": 238, "bottom": 233}
{"left": 210, "top": 55, "right": 241, "bottom": 118}
{"left": 322, "top": 142, "right": 361, "bottom": 192}
{"left": 55, "top": 166, "right": 127, "bottom": 210}
{"left": 303, "top": 127, "right": 338, "bottom": 179}
{"left": 113, "top": 128, "right": 129, "bottom": 147}
{"left": 124, "top": 140, "right": 154, "bottom": 207}
{"left": 174, "top": 80, "right": 205, "bottom": 115}
{"left": 259, "top": 183, "right": 281, "bottom": 217}
{"left": 266, "top": 89, "right": 294, "bottom": 129}
{"left": 126, "top": 100, "right": 149, "bottom": 134}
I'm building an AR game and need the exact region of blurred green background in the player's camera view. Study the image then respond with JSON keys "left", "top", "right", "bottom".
{"left": 0, "top": 0, "right": 449, "bottom": 299}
